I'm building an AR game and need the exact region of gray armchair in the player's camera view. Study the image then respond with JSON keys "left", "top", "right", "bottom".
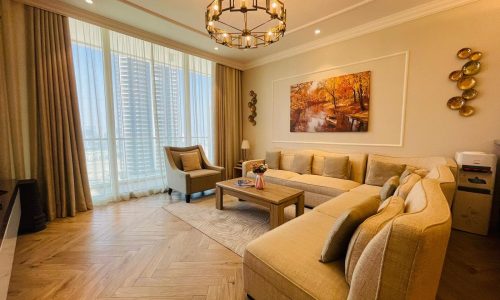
{"left": 164, "top": 145, "right": 225, "bottom": 203}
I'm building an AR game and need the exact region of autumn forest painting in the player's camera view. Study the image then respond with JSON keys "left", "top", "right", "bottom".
{"left": 290, "top": 71, "right": 371, "bottom": 132}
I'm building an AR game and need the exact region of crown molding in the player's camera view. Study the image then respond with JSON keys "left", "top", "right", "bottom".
{"left": 242, "top": 0, "right": 479, "bottom": 70}
{"left": 16, "top": 0, "right": 245, "bottom": 70}
{"left": 286, "top": 0, "right": 374, "bottom": 35}
{"left": 117, "top": 0, "right": 207, "bottom": 37}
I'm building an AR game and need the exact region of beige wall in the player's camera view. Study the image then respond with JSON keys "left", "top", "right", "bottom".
{"left": 242, "top": 0, "right": 500, "bottom": 160}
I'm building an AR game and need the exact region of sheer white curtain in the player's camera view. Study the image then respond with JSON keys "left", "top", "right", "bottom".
{"left": 189, "top": 56, "right": 214, "bottom": 160}
{"left": 69, "top": 19, "right": 215, "bottom": 204}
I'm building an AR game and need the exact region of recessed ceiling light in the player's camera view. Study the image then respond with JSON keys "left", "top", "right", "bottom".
{"left": 314, "top": 29, "right": 321, "bottom": 35}
{"left": 214, "top": 47, "right": 219, "bottom": 51}
{"left": 85, "top": 0, "right": 93, "bottom": 4}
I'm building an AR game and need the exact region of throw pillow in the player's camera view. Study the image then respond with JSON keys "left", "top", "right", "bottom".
{"left": 323, "top": 156, "right": 350, "bottom": 179}
{"left": 379, "top": 176, "right": 399, "bottom": 201}
{"left": 265, "top": 151, "right": 281, "bottom": 169}
{"left": 394, "top": 173, "right": 421, "bottom": 199}
{"left": 344, "top": 196, "right": 404, "bottom": 284}
{"left": 319, "top": 202, "right": 378, "bottom": 263}
{"left": 280, "top": 154, "right": 295, "bottom": 171}
{"left": 180, "top": 152, "right": 202, "bottom": 171}
{"left": 365, "top": 160, "right": 406, "bottom": 186}
{"left": 399, "top": 168, "right": 414, "bottom": 182}
{"left": 291, "top": 153, "right": 313, "bottom": 174}
{"left": 400, "top": 166, "right": 429, "bottom": 182}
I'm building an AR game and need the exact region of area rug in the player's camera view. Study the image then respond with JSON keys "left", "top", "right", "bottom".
{"left": 163, "top": 195, "right": 309, "bottom": 256}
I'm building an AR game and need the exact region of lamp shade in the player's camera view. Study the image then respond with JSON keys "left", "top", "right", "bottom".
{"left": 241, "top": 140, "right": 250, "bottom": 150}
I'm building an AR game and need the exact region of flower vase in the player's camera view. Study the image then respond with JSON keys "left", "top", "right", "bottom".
{"left": 255, "top": 173, "right": 265, "bottom": 190}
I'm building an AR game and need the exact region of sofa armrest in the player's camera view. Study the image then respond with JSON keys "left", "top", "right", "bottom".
{"left": 205, "top": 165, "right": 226, "bottom": 180}
{"left": 425, "top": 165, "right": 456, "bottom": 206}
{"left": 242, "top": 159, "right": 265, "bottom": 177}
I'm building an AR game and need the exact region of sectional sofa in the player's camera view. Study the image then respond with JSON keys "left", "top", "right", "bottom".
{"left": 242, "top": 149, "right": 457, "bottom": 207}
{"left": 241, "top": 149, "right": 457, "bottom": 299}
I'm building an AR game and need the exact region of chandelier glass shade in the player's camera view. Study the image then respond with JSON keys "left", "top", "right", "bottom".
{"left": 205, "top": 0, "right": 286, "bottom": 49}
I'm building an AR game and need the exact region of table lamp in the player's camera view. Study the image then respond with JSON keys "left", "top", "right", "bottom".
{"left": 241, "top": 140, "right": 250, "bottom": 161}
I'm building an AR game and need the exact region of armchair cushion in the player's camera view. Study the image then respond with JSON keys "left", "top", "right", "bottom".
{"left": 171, "top": 149, "right": 202, "bottom": 170}
{"left": 187, "top": 169, "right": 221, "bottom": 178}
{"left": 180, "top": 152, "right": 202, "bottom": 171}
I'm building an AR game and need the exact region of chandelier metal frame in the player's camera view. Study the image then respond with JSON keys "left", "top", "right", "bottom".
{"left": 205, "top": 0, "right": 286, "bottom": 49}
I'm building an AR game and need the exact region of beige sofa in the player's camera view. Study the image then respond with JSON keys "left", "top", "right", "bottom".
{"left": 242, "top": 150, "right": 457, "bottom": 207}
{"left": 243, "top": 177, "right": 452, "bottom": 299}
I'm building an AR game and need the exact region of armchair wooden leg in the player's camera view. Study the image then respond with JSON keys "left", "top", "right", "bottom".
{"left": 185, "top": 194, "right": 191, "bottom": 203}
{"left": 167, "top": 188, "right": 173, "bottom": 195}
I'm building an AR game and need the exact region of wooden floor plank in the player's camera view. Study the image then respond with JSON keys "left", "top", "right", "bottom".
{"left": 7, "top": 191, "right": 500, "bottom": 299}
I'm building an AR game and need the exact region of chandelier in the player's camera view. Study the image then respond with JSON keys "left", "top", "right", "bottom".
{"left": 205, "top": 0, "right": 286, "bottom": 49}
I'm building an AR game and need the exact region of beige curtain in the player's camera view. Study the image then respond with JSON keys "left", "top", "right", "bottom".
{"left": 0, "top": 0, "right": 28, "bottom": 180}
{"left": 26, "top": 6, "right": 92, "bottom": 220}
{"left": 215, "top": 64, "right": 242, "bottom": 179}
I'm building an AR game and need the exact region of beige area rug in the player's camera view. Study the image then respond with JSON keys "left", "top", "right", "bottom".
{"left": 163, "top": 195, "right": 309, "bottom": 256}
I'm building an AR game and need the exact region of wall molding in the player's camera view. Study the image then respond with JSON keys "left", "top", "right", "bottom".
{"left": 243, "top": 0, "right": 478, "bottom": 70}
{"left": 271, "top": 51, "right": 410, "bottom": 148}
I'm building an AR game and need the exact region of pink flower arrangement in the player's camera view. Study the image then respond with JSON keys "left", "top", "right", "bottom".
{"left": 252, "top": 163, "right": 268, "bottom": 174}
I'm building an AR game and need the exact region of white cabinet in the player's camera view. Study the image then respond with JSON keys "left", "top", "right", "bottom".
{"left": 452, "top": 168, "right": 496, "bottom": 235}
{"left": 452, "top": 190, "right": 492, "bottom": 235}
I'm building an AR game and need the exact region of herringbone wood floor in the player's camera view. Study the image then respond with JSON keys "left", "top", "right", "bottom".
{"left": 8, "top": 192, "right": 245, "bottom": 300}
{"left": 7, "top": 191, "right": 500, "bottom": 299}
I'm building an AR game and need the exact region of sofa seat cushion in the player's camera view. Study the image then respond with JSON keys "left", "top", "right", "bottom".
{"left": 187, "top": 169, "right": 220, "bottom": 178}
{"left": 350, "top": 184, "right": 382, "bottom": 198}
{"left": 244, "top": 211, "right": 349, "bottom": 300}
{"left": 288, "top": 175, "right": 361, "bottom": 197}
{"left": 314, "top": 191, "right": 380, "bottom": 219}
{"left": 247, "top": 169, "right": 299, "bottom": 181}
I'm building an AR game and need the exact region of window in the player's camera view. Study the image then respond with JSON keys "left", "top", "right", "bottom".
{"left": 69, "top": 19, "right": 214, "bottom": 204}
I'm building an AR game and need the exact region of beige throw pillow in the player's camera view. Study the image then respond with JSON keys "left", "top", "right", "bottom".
{"left": 291, "top": 153, "right": 313, "bottom": 174}
{"left": 180, "top": 152, "right": 202, "bottom": 171}
{"left": 379, "top": 176, "right": 399, "bottom": 201}
{"left": 265, "top": 151, "right": 281, "bottom": 169}
{"left": 319, "top": 201, "right": 378, "bottom": 263}
{"left": 322, "top": 156, "right": 349, "bottom": 179}
{"left": 345, "top": 196, "right": 404, "bottom": 284}
{"left": 365, "top": 160, "right": 406, "bottom": 186}
{"left": 400, "top": 166, "right": 429, "bottom": 182}
{"left": 394, "top": 173, "right": 421, "bottom": 199}
{"left": 280, "top": 154, "right": 295, "bottom": 171}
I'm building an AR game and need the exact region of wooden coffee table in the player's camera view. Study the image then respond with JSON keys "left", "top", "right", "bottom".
{"left": 215, "top": 178, "right": 305, "bottom": 228}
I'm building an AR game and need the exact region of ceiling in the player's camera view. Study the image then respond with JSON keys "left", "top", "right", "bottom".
{"left": 59, "top": 0, "right": 476, "bottom": 69}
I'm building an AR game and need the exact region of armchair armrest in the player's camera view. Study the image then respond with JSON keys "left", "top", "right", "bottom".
{"left": 242, "top": 159, "right": 265, "bottom": 177}
{"left": 168, "top": 168, "right": 191, "bottom": 192}
{"left": 205, "top": 165, "right": 226, "bottom": 180}
{"left": 206, "top": 165, "right": 224, "bottom": 172}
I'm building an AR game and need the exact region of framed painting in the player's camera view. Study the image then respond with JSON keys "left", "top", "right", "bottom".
{"left": 290, "top": 70, "right": 371, "bottom": 132}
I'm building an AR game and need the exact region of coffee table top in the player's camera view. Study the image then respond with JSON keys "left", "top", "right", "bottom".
{"left": 216, "top": 177, "right": 303, "bottom": 205}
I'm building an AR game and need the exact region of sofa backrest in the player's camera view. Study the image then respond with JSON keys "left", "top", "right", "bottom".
{"left": 367, "top": 153, "right": 458, "bottom": 178}
{"left": 366, "top": 153, "right": 457, "bottom": 205}
{"left": 278, "top": 149, "right": 368, "bottom": 184}
{"left": 348, "top": 179, "right": 451, "bottom": 300}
